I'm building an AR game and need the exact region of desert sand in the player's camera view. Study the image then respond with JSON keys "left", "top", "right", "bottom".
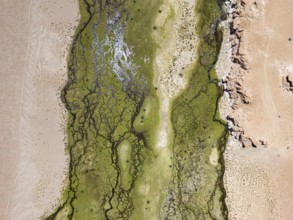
{"left": 0, "top": 0, "right": 79, "bottom": 219}
{"left": 217, "top": 0, "right": 293, "bottom": 219}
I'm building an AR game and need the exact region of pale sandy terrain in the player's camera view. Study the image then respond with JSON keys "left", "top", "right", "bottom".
{"left": 0, "top": 0, "right": 79, "bottom": 219}
{"left": 0, "top": 1, "right": 31, "bottom": 218}
{"left": 217, "top": 0, "right": 293, "bottom": 219}
{"left": 153, "top": 0, "right": 198, "bottom": 150}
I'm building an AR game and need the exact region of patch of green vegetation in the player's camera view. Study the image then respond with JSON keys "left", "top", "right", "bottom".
{"left": 133, "top": 96, "right": 159, "bottom": 139}
{"left": 44, "top": 0, "right": 228, "bottom": 219}
{"left": 163, "top": 0, "right": 229, "bottom": 219}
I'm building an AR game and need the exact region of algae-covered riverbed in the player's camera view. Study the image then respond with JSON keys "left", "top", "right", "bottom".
{"left": 45, "top": 0, "right": 228, "bottom": 219}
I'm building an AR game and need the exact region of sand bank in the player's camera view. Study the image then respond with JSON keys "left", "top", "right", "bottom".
{"left": 153, "top": 0, "right": 198, "bottom": 149}
{"left": 0, "top": 0, "right": 79, "bottom": 219}
{"left": 217, "top": 0, "right": 293, "bottom": 219}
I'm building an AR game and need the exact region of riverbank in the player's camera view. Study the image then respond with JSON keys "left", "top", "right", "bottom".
{"left": 218, "top": 0, "right": 293, "bottom": 219}
{"left": 0, "top": 0, "right": 79, "bottom": 219}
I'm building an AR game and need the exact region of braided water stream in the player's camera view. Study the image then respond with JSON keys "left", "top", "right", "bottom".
{"left": 44, "top": 0, "right": 228, "bottom": 219}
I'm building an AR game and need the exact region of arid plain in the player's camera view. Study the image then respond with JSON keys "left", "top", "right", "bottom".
{"left": 218, "top": 0, "right": 293, "bottom": 219}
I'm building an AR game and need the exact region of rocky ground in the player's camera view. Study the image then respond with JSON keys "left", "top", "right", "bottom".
{"left": 217, "top": 0, "right": 293, "bottom": 219}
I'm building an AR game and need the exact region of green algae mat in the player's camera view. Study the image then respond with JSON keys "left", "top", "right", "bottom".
{"left": 45, "top": 0, "right": 228, "bottom": 219}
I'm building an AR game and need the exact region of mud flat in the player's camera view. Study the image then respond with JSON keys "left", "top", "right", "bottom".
{"left": 0, "top": 0, "right": 79, "bottom": 219}
{"left": 217, "top": 0, "right": 293, "bottom": 219}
